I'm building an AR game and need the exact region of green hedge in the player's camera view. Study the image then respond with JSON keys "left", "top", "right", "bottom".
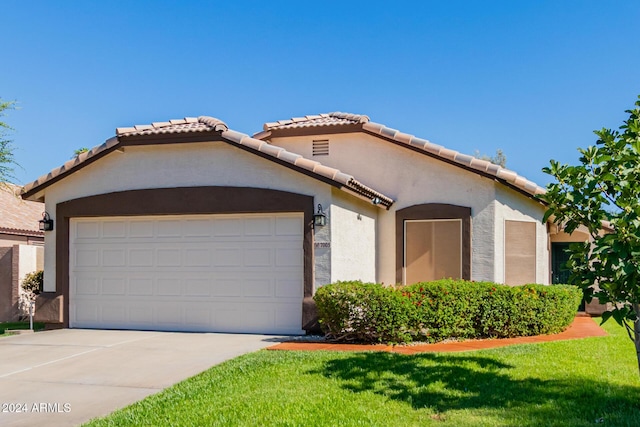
{"left": 314, "top": 279, "right": 582, "bottom": 344}
{"left": 313, "top": 281, "right": 414, "bottom": 343}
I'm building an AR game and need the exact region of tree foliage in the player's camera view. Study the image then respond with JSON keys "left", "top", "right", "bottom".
{"left": 474, "top": 148, "right": 507, "bottom": 167}
{"left": 540, "top": 95, "right": 640, "bottom": 374}
{"left": 0, "top": 99, "right": 18, "bottom": 184}
{"left": 72, "top": 147, "right": 89, "bottom": 158}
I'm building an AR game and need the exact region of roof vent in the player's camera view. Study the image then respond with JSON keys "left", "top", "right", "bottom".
{"left": 312, "top": 140, "right": 329, "bottom": 156}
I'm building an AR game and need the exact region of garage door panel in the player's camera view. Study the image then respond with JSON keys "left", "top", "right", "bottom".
{"left": 102, "top": 278, "right": 126, "bottom": 295}
{"left": 102, "top": 220, "right": 127, "bottom": 238}
{"left": 157, "top": 278, "right": 182, "bottom": 296}
{"left": 276, "top": 216, "right": 303, "bottom": 236}
{"left": 130, "top": 306, "right": 153, "bottom": 324}
{"left": 185, "top": 278, "right": 212, "bottom": 297}
{"left": 76, "top": 221, "right": 100, "bottom": 239}
{"left": 129, "top": 220, "right": 154, "bottom": 237}
{"left": 102, "top": 249, "right": 126, "bottom": 267}
{"left": 70, "top": 213, "right": 304, "bottom": 334}
{"left": 157, "top": 220, "right": 182, "bottom": 237}
{"left": 129, "top": 278, "right": 153, "bottom": 296}
{"left": 157, "top": 248, "right": 181, "bottom": 266}
{"left": 75, "top": 249, "right": 99, "bottom": 267}
{"left": 75, "top": 304, "right": 98, "bottom": 324}
{"left": 244, "top": 217, "right": 272, "bottom": 236}
{"left": 184, "top": 219, "right": 212, "bottom": 237}
{"left": 276, "top": 303, "right": 304, "bottom": 328}
{"left": 129, "top": 248, "right": 154, "bottom": 267}
{"left": 185, "top": 248, "right": 211, "bottom": 267}
{"left": 276, "top": 279, "right": 304, "bottom": 298}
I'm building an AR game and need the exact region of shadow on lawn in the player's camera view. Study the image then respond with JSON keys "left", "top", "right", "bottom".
{"left": 311, "top": 352, "right": 640, "bottom": 426}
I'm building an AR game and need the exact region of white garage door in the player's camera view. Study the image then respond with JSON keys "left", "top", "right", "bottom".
{"left": 69, "top": 213, "right": 304, "bottom": 334}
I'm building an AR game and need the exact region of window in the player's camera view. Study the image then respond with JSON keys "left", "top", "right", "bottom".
{"left": 504, "top": 220, "right": 536, "bottom": 285}
{"left": 404, "top": 219, "right": 462, "bottom": 284}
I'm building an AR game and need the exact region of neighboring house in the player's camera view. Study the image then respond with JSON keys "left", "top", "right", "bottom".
{"left": 0, "top": 183, "right": 44, "bottom": 321}
{"left": 21, "top": 112, "right": 594, "bottom": 334}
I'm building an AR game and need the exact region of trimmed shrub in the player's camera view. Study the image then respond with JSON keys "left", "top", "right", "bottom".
{"left": 313, "top": 281, "right": 414, "bottom": 343}
{"left": 19, "top": 270, "right": 43, "bottom": 320}
{"left": 314, "top": 279, "right": 583, "bottom": 344}
{"left": 402, "top": 280, "right": 491, "bottom": 342}
{"left": 22, "top": 270, "right": 43, "bottom": 295}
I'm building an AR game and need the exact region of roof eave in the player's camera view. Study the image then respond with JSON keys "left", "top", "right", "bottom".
{"left": 254, "top": 123, "right": 364, "bottom": 140}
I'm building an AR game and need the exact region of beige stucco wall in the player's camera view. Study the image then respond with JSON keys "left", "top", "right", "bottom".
{"left": 329, "top": 188, "right": 377, "bottom": 284}
{"left": 0, "top": 234, "right": 30, "bottom": 247}
{"left": 494, "top": 185, "right": 549, "bottom": 284}
{"left": 271, "top": 133, "right": 510, "bottom": 284}
{"left": 37, "top": 141, "right": 343, "bottom": 293}
{"left": 18, "top": 244, "right": 43, "bottom": 282}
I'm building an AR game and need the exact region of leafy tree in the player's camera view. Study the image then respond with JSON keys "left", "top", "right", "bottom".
{"left": 540, "top": 96, "right": 640, "bottom": 374}
{"left": 0, "top": 99, "right": 18, "bottom": 184}
{"left": 474, "top": 149, "right": 507, "bottom": 167}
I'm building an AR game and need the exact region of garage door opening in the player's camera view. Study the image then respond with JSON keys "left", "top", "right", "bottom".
{"left": 69, "top": 213, "right": 304, "bottom": 334}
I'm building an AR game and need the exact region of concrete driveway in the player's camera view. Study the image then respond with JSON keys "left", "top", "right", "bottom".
{"left": 0, "top": 329, "right": 283, "bottom": 427}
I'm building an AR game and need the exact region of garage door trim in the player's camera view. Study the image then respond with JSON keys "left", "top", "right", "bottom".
{"left": 56, "top": 186, "right": 314, "bottom": 330}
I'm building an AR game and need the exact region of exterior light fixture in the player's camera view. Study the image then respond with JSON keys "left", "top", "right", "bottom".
{"left": 313, "top": 204, "right": 327, "bottom": 227}
{"left": 372, "top": 197, "right": 381, "bottom": 205}
{"left": 39, "top": 212, "right": 54, "bottom": 231}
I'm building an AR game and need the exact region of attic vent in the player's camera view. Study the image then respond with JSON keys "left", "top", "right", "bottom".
{"left": 312, "top": 140, "right": 329, "bottom": 156}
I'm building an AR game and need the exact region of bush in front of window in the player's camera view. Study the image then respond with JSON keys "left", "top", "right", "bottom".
{"left": 314, "top": 280, "right": 582, "bottom": 344}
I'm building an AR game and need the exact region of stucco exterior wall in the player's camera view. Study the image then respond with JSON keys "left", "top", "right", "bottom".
{"left": 0, "top": 244, "right": 43, "bottom": 321}
{"left": 550, "top": 229, "right": 590, "bottom": 243}
{"left": 271, "top": 132, "right": 498, "bottom": 284}
{"left": 329, "top": 188, "right": 377, "bottom": 284}
{"left": 0, "top": 234, "right": 30, "bottom": 247}
{"left": 494, "top": 185, "right": 549, "bottom": 284}
{"left": 37, "top": 141, "right": 339, "bottom": 292}
{"left": 18, "top": 244, "right": 43, "bottom": 281}
{"left": 0, "top": 247, "right": 12, "bottom": 321}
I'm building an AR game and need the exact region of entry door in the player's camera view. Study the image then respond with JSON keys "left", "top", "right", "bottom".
{"left": 552, "top": 242, "right": 584, "bottom": 311}
{"left": 551, "top": 242, "right": 571, "bottom": 284}
{"left": 404, "top": 219, "right": 462, "bottom": 285}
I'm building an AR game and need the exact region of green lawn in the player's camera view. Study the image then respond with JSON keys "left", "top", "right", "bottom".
{"left": 0, "top": 321, "right": 44, "bottom": 336}
{"left": 86, "top": 321, "right": 640, "bottom": 427}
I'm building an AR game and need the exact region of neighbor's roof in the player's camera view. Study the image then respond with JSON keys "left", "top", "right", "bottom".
{"left": 0, "top": 183, "right": 45, "bottom": 237}
{"left": 21, "top": 117, "right": 394, "bottom": 208}
{"left": 256, "top": 112, "right": 546, "bottom": 198}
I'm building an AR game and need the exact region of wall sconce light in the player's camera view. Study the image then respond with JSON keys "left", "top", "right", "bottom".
{"left": 39, "top": 212, "right": 54, "bottom": 231}
{"left": 313, "top": 204, "right": 327, "bottom": 227}
{"left": 372, "top": 197, "right": 381, "bottom": 205}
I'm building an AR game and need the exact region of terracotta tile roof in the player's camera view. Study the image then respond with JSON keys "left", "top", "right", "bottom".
{"left": 0, "top": 183, "right": 45, "bottom": 237}
{"left": 262, "top": 112, "right": 369, "bottom": 132}
{"left": 21, "top": 117, "right": 394, "bottom": 208}
{"left": 218, "top": 127, "right": 392, "bottom": 208}
{"left": 257, "top": 112, "right": 546, "bottom": 197}
{"left": 116, "top": 116, "right": 228, "bottom": 136}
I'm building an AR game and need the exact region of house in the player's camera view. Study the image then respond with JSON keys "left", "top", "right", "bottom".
{"left": 21, "top": 112, "right": 593, "bottom": 334}
{"left": 0, "top": 183, "right": 44, "bottom": 321}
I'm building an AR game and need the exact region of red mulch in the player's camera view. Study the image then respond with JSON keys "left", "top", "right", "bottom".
{"left": 268, "top": 316, "right": 608, "bottom": 354}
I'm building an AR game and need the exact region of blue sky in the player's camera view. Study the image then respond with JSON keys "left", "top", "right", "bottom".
{"left": 2, "top": 1, "right": 640, "bottom": 187}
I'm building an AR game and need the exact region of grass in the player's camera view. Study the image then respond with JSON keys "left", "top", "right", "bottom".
{"left": 0, "top": 321, "right": 45, "bottom": 336}
{"left": 85, "top": 321, "right": 640, "bottom": 427}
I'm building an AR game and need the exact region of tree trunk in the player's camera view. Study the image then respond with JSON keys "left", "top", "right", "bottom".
{"left": 634, "top": 304, "right": 640, "bottom": 376}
